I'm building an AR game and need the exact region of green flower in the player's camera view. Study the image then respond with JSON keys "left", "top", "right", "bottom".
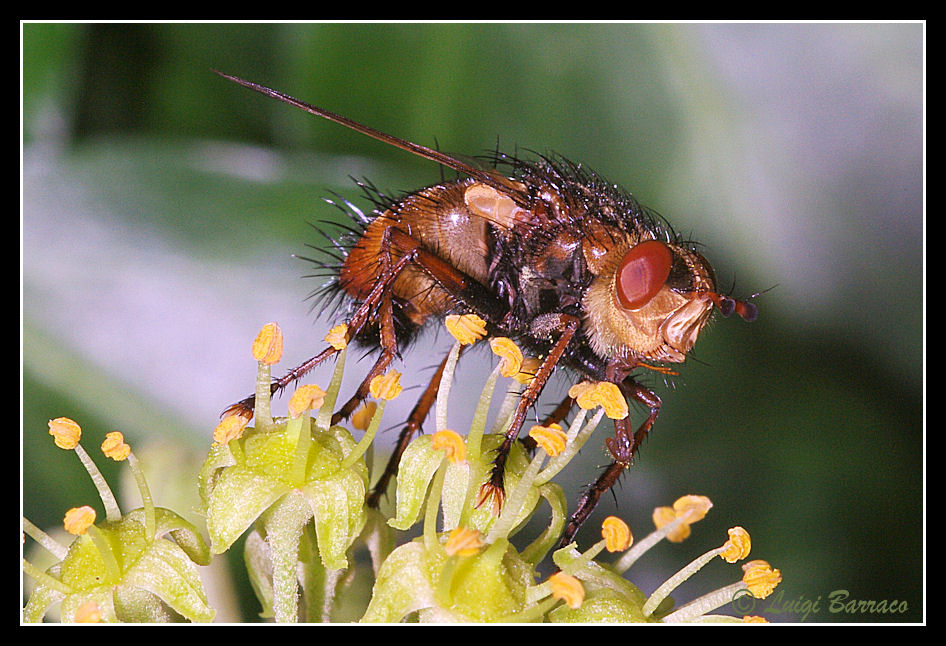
{"left": 199, "top": 334, "right": 373, "bottom": 622}
{"left": 546, "top": 496, "right": 781, "bottom": 623}
{"left": 23, "top": 423, "right": 214, "bottom": 623}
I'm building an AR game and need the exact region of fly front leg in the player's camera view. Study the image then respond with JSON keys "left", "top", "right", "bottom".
{"left": 479, "top": 313, "right": 580, "bottom": 513}
{"left": 557, "top": 377, "right": 661, "bottom": 548}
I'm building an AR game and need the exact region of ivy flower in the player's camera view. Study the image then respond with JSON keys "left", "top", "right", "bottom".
{"left": 23, "top": 422, "right": 213, "bottom": 623}
{"left": 546, "top": 501, "right": 782, "bottom": 623}
{"left": 199, "top": 330, "right": 369, "bottom": 622}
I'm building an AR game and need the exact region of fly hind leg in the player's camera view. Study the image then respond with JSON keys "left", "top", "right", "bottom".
{"left": 220, "top": 228, "right": 418, "bottom": 422}
{"left": 365, "top": 346, "right": 462, "bottom": 508}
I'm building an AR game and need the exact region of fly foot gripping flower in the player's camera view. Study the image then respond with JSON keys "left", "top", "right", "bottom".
{"left": 23, "top": 421, "right": 214, "bottom": 623}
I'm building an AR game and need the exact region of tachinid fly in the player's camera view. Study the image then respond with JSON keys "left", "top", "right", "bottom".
{"left": 215, "top": 71, "right": 758, "bottom": 546}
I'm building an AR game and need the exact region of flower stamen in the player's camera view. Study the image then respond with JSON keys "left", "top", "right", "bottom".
{"left": 528, "top": 423, "right": 567, "bottom": 457}
{"left": 370, "top": 371, "right": 403, "bottom": 401}
{"left": 48, "top": 417, "right": 81, "bottom": 450}
{"left": 432, "top": 429, "right": 467, "bottom": 465}
{"left": 548, "top": 572, "right": 584, "bottom": 609}
{"left": 601, "top": 516, "right": 633, "bottom": 552}
{"left": 63, "top": 506, "right": 96, "bottom": 535}
{"left": 101, "top": 432, "right": 131, "bottom": 461}
{"left": 288, "top": 384, "right": 327, "bottom": 419}
{"left": 251, "top": 322, "right": 283, "bottom": 364}
{"left": 444, "top": 526, "right": 484, "bottom": 557}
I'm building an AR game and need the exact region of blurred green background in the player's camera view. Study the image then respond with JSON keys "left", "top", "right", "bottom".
{"left": 22, "top": 22, "right": 923, "bottom": 623}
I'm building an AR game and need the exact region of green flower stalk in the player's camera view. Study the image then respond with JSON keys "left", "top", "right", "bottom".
{"left": 23, "top": 421, "right": 214, "bottom": 623}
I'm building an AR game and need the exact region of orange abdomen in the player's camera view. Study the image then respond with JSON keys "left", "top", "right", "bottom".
{"left": 339, "top": 178, "right": 491, "bottom": 327}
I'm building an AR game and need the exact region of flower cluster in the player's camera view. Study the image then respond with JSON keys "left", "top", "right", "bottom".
{"left": 24, "top": 316, "right": 782, "bottom": 622}
{"left": 23, "top": 420, "right": 214, "bottom": 622}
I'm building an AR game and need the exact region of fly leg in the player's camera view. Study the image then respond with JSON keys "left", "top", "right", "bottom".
{"left": 221, "top": 226, "right": 448, "bottom": 421}
{"left": 519, "top": 394, "right": 575, "bottom": 452}
{"left": 365, "top": 347, "right": 462, "bottom": 508}
{"left": 557, "top": 379, "right": 661, "bottom": 547}
{"left": 220, "top": 246, "right": 414, "bottom": 420}
{"left": 479, "top": 314, "right": 579, "bottom": 513}
{"left": 327, "top": 226, "right": 507, "bottom": 425}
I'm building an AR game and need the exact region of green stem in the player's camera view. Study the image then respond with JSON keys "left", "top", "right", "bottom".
{"left": 126, "top": 453, "right": 155, "bottom": 539}
{"left": 288, "top": 415, "right": 312, "bottom": 485}
{"left": 465, "top": 363, "right": 502, "bottom": 460}
{"left": 21, "top": 559, "right": 73, "bottom": 594}
{"left": 614, "top": 516, "right": 689, "bottom": 574}
{"left": 74, "top": 444, "right": 121, "bottom": 522}
{"left": 519, "top": 484, "right": 568, "bottom": 566}
{"left": 266, "top": 493, "right": 311, "bottom": 623}
{"left": 340, "top": 400, "right": 385, "bottom": 470}
{"left": 497, "top": 596, "right": 558, "bottom": 623}
{"left": 22, "top": 517, "right": 69, "bottom": 560}
{"left": 642, "top": 545, "right": 725, "bottom": 616}
{"left": 661, "top": 582, "right": 747, "bottom": 622}
{"left": 255, "top": 361, "right": 273, "bottom": 429}
{"left": 316, "top": 347, "right": 347, "bottom": 431}
{"left": 486, "top": 447, "right": 544, "bottom": 543}
{"left": 86, "top": 526, "right": 122, "bottom": 582}
{"left": 423, "top": 461, "right": 448, "bottom": 556}
{"left": 435, "top": 342, "right": 462, "bottom": 434}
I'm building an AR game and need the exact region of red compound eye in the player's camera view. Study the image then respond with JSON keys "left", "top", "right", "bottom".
{"left": 615, "top": 240, "right": 673, "bottom": 310}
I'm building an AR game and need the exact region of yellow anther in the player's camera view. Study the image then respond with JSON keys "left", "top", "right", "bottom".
{"left": 568, "top": 381, "right": 598, "bottom": 410}
{"left": 351, "top": 401, "right": 378, "bottom": 431}
{"left": 720, "top": 526, "right": 752, "bottom": 563}
{"left": 601, "top": 515, "right": 633, "bottom": 552}
{"left": 48, "top": 417, "right": 82, "bottom": 450}
{"left": 369, "top": 370, "right": 403, "bottom": 401}
{"left": 431, "top": 429, "right": 467, "bottom": 465}
{"left": 489, "top": 337, "right": 523, "bottom": 377}
{"left": 548, "top": 572, "right": 585, "bottom": 609}
{"left": 63, "top": 505, "right": 96, "bottom": 535}
{"left": 101, "top": 431, "right": 131, "bottom": 461}
{"left": 742, "top": 615, "right": 769, "bottom": 623}
{"left": 288, "top": 384, "right": 327, "bottom": 418}
{"left": 742, "top": 560, "right": 782, "bottom": 599}
{"left": 592, "top": 382, "right": 628, "bottom": 420}
{"left": 324, "top": 324, "right": 349, "bottom": 351}
{"left": 652, "top": 505, "right": 691, "bottom": 543}
{"left": 513, "top": 357, "right": 542, "bottom": 384}
{"left": 444, "top": 526, "right": 484, "bottom": 557}
{"left": 528, "top": 423, "right": 567, "bottom": 457}
{"left": 444, "top": 313, "right": 488, "bottom": 345}
{"left": 567, "top": 381, "right": 628, "bottom": 419}
{"left": 252, "top": 322, "right": 284, "bottom": 364}
{"left": 672, "top": 495, "right": 713, "bottom": 524}
{"left": 653, "top": 495, "right": 713, "bottom": 543}
{"left": 213, "top": 413, "right": 250, "bottom": 446}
